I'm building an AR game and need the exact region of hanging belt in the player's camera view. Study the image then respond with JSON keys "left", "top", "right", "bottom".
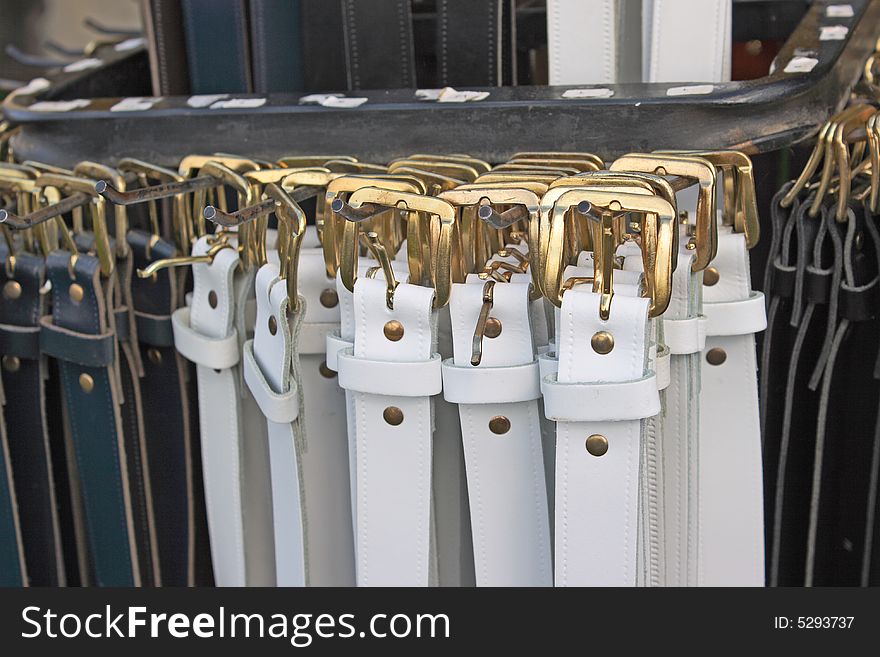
{"left": 249, "top": 0, "right": 304, "bottom": 92}
{"left": 642, "top": 0, "right": 731, "bottom": 82}
{"left": 341, "top": 0, "right": 416, "bottom": 90}
{"left": 180, "top": 0, "right": 252, "bottom": 93}
{"left": 338, "top": 278, "right": 440, "bottom": 586}
{"left": 172, "top": 237, "right": 275, "bottom": 586}
{"left": 698, "top": 227, "right": 767, "bottom": 586}
{"left": 40, "top": 251, "right": 141, "bottom": 585}
{"left": 0, "top": 249, "right": 65, "bottom": 585}
{"left": 244, "top": 264, "right": 308, "bottom": 586}
{"left": 442, "top": 279, "right": 552, "bottom": 586}
{"left": 543, "top": 287, "right": 659, "bottom": 586}
{"left": 129, "top": 230, "right": 197, "bottom": 586}
{"left": 437, "top": 0, "right": 504, "bottom": 87}
{"left": 0, "top": 383, "right": 25, "bottom": 587}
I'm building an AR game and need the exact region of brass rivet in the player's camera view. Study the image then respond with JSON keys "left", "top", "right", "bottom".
{"left": 586, "top": 434, "right": 609, "bottom": 457}
{"left": 706, "top": 347, "right": 727, "bottom": 366}
{"left": 2, "top": 281, "right": 21, "bottom": 300}
{"left": 319, "top": 288, "right": 339, "bottom": 308}
{"left": 79, "top": 373, "right": 94, "bottom": 393}
{"left": 147, "top": 348, "right": 162, "bottom": 365}
{"left": 685, "top": 239, "right": 696, "bottom": 250}
{"left": 488, "top": 416, "right": 511, "bottom": 434}
{"left": 69, "top": 283, "right": 84, "bottom": 303}
{"left": 2, "top": 355, "right": 20, "bottom": 372}
{"left": 591, "top": 331, "right": 614, "bottom": 354}
{"left": 268, "top": 315, "right": 278, "bottom": 335}
{"left": 383, "top": 320, "right": 404, "bottom": 341}
{"left": 484, "top": 317, "right": 503, "bottom": 339}
{"left": 703, "top": 267, "right": 720, "bottom": 286}
{"left": 383, "top": 406, "right": 404, "bottom": 425}
{"left": 208, "top": 290, "right": 218, "bottom": 309}
{"left": 319, "top": 361, "right": 337, "bottom": 378}
{"left": 745, "top": 39, "right": 763, "bottom": 57}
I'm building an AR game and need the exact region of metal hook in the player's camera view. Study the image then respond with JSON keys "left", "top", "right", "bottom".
{"left": 83, "top": 17, "right": 141, "bottom": 37}
{"left": 477, "top": 203, "right": 529, "bottom": 229}
{"left": 96, "top": 175, "right": 217, "bottom": 205}
{"left": 0, "top": 191, "right": 91, "bottom": 229}
{"left": 4, "top": 44, "right": 72, "bottom": 68}
{"left": 330, "top": 197, "right": 387, "bottom": 223}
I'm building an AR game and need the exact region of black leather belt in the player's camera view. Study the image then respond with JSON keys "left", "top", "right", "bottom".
{"left": 181, "top": 0, "right": 252, "bottom": 93}
{"left": 301, "top": 0, "right": 348, "bottom": 92}
{"left": 436, "top": 0, "right": 504, "bottom": 86}
{"left": 0, "top": 397, "right": 25, "bottom": 586}
{"left": 143, "top": 0, "right": 191, "bottom": 95}
{"left": 0, "top": 247, "right": 65, "bottom": 586}
{"left": 249, "top": 0, "right": 304, "bottom": 93}
{"left": 340, "top": 0, "right": 416, "bottom": 89}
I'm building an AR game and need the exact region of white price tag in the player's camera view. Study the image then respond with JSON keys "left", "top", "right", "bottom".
{"left": 210, "top": 98, "right": 267, "bottom": 109}
{"left": 299, "top": 93, "right": 344, "bottom": 104}
{"left": 187, "top": 94, "right": 228, "bottom": 108}
{"left": 666, "top": 84, "right": 715, "bottom": 97}
{"left": 319, "top": 96, "right": 368, "bottom": 108}
{"left": 114, "top": 37, "right": 146, "bottom": 52}
{"left": 437, "top": 87, "right": 490, "bottom": 102}
{"left": 826, "top": 5, "right": 854, "bottom": 18}
{"left": 110, "top": 97, "right": 160, "bottom": 112}
{"left": 819, "top": 25, "right": 849, "bottom": 41}
{"left": 16, "top": 77, "right": 50, "bottom": 95}
{"left": 562, "top": 88, "right": 614, "bottom": 99}
{"left": 63, "top": 58, "right": 102, "bottom": 73}
{"left": 28, "top": 99, "right": 90, "bottom": 112}
{"left": 783, "top": 56, "right": 819, "bottom": 74}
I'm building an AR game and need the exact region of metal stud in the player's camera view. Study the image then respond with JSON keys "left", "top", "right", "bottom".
{"left": 383, "top": 406, "right": 404, "bottom": 425}
{"left": 2, "top": 355, "right": 20, "bottom": 372}
{"left": 383, "top": 320, "right": 404, "bottom": 341}
{"left": 268, "top": 315, "right": 278, "bottom": 335}
{"left": 319, "top": 361, "right": 336, "bottom": 378}
{"left": 79, "top": 373, "right": 94, "bottom": 393}
{"left": 706, "top": 347, "right": 727, "bottom": 366}
{"left": 484, "top": 317, "right": 502, "bottom": 339}
{"left": 591, "top": 331, "right": 614, "bottom": 354}
{"left": 703, "top": 267, "right": 720, "bottom": 286}
{"left": 320, "top": 288, "right": 339, "bottom": 308}
{"left": 147, "top": 348, "right": 162, "bottom": 365}
{"left": 586, "top": 434, "right": 609, "bottom": 457}
{"left": 2, "top": 281, "right": 21, "bottom": 300}
{"left": 208, "top": 290, "right": 218, "bottom": 309}
{"left": 69, "top": 283, "right": 84, "bottom": 303}
{"left": 488, "top": 416, "right": 511, "bottom": 434}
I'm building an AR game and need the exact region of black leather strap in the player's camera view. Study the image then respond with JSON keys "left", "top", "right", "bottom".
{"left": 249, "top": 0, "right": 304, "bottom": 93}
{"left": 143, "top": 0, "right": 191, "bottom": 95}
{"left": 301, "top": 0, "right": 347, "bottom": 92}
{"left": 181, "top": 0, "right": 252, "bottom": 93}
{"left": 45, "top": 250, "right": 140, "bottom": 586}
{"left": 0, "top": 249, "right": 65, "bottom": 586}
{"left": 0, "top": 399, "right": 25, "bottom": 587}
{"left": 129, "top": 230, "right": 196, "bottom": 586}
{"left": 437, "top": 0, "right": 503, "bottom": 86}
{"left": 340, "top": 0, "right": 416, "bottom": 90}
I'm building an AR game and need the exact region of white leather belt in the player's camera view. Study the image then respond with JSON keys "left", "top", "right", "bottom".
{"left": 242, "top": 264, "right": 308, "bottom": 586}
{"left": 172, "top": 237, "right": 274, "bottom": 586}
{"left": 698, "top": 228, "right": 767, "bottom": 586}
{"left": 443, "top": 280, "right": 552, "bottom": 587}
{"left": 543, "top": 287, "right": 657, "bottom": 586}
{"left": 338, "top": 278, "right": 439, "bottom": 586}
{"left": 642, "top": 0, "right": 732, "bottom": 82}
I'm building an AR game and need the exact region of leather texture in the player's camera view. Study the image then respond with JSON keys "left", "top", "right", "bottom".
{"left": 340, "top": 278, "right": 437, "bottom": 586}
{"left": 446, "top": 280, "right": 552, "bottom": 587}
{"left": 245, "top": 264, "right": 307, "bottom": 586}
{"left": 699, "top": 228, "right": 766, "bottom": 586}
{"left": 0, "top": 392, "right": 25, "bottom": 587}
{"left": 0, "top": 249, "right": 64, "bottom": 586}
{"left": 436, "top": 0, "right": 504, "bottom": 87}
{"left": 340, "top": 0, "right": 417, "bottom": 90}
{"left": 181, "top": 0, "right": 252, "bottom": 93}
{"left": 142, "top": 0, "right": 191, "bottom": 95}
{"left": 301, "top": 0, "right": 348, "bottom": 92}
{"left": 249, "top": 0, "right": 304, "bottom": 92}
{"left": 547, "top": 287, "right": 656, "bottom": 586}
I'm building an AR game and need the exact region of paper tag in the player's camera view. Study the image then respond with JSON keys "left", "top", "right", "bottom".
{"left": 826, "top": 4, "right": 854, "bottom": 18}
{"left": 63, "top": 58, "right": 102, "bottom": 73}
{"left": 114, "top": 37, "right": 146, "bottom": 52}
{"left": 819, "top": 25, "right": 849, "bottom": 41}
{"left": 111, "top": 97, "right": 160, "bottom": 112}
{"left": 415, "top": 88, "right": 443, "bottom": 100}
{"left": 299, "top": 93, "right": 344, "bottom": 104}
{"left": 28, "top": 99, "right": 90, "bottom": 112}
{"left": 210, "top": 97, "right": 267, "bottom": 109}
{"left": 437, "top": 87, "right": 490, "bottom": 102}
{"left": 562, "top": 88, "right": 614, "bottom": 99}
{"left": 319, "top": 96, "right": 368, "bottom": 108}
{"left": 16, "top": 77, "right": 50, "bottom": 95}
{"left": 783, "top": 56, "right": 819, "bottom": 74}
{"left": 666, "top": 84, "right": 714, "bottom": 97}
{"left": 187, "top": 94, "right": 228, "bottom": 108}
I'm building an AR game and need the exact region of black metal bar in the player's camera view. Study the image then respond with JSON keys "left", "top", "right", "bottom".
{"left": 0, "top": 192, "right": 91, "bottom": 229}
{"left": 96, "top": 175, "right": 216, "bottom": 205}
{"left": 478, "top": 204, "right": 530, "bottom": 228}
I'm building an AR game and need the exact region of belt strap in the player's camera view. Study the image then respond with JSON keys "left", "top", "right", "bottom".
{"left": 699, "top": 228, "right": 766, "bottom": 586}
{"left": 341, "top": 0, "right": 416, "bottom": 89}
{"left": 339, "top": 279, "right": 437, "bottom": 586}
{"left": 143, "top": 0, "right": 191, "bottom": 95}
{"left": 244, "top": 264, "right": 307, "bottom": 586}
{"left": 444, "top": 281, "right": 552, "bottom": 586}
{"left": 249, "top": 0, "right": 304, "bottom": 92}
{"left": 0, "top": 250, "right": 65, "bottom": 585}
{"left": 437, "top": 0, "right": 504, "bottom": 86}
{"left": 301, "top": 0, "right": 348, "bottom": 91}
{"left": 181, "top": 0, "right": 252, "bottom": 93}
{"left": 0, "top": 384, "right": 25, "bottom": 586}
{"left": 546, "top": 287, "right": 656, "bottom": 586}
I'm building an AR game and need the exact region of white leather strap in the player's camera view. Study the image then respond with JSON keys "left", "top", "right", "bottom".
{"left": 543, "top": 373, "right": 660, "bottom": 421}
{"left": 338, "top": 349, "right": 442, "bottom": 397}
{"left": 246, "top": 264, "right": 307, "bottom": 587}
{"left": 663, "top": 315, "right": 707, "bottom": 354}
{"left": 698, "top": 228, "right": 765, "bottom": 586}
{"left": 642, "top": 0, "right": 732, "bottom": 83}
{"left": 551, "top": 287, "right": 656, "bottom": 586}
{"left": 446, "top": 281, "right": 552, "bottom": 587}
{"left": 171, "top": 307, "right": 239, "bottom": 369}
{"left": 703, "top": 292, "right": 767, "bottom": 337}
{"left": 341, "top": 278, "right": 437, "bottom": 586}
{"left": 325, "top": 331, "right": 351, "bottom": 372}
{"left": 547, "top": 0, "right": 641, "bottom": 84}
